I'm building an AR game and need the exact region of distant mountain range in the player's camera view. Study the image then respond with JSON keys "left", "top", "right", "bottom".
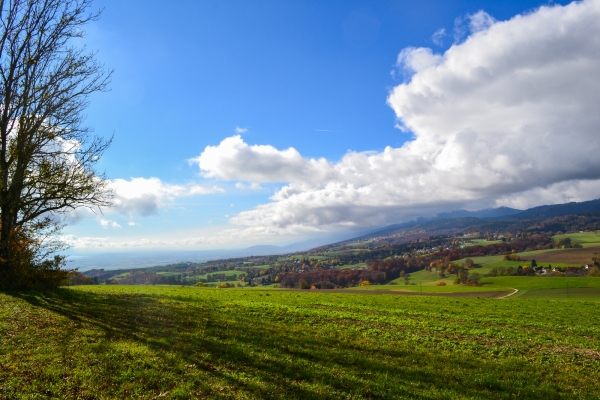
{"left": 343, "top": 206, "right": 523, "bottom": 242}
{"left": 436, "top": 206, "right": 522, "bottom": 219}
{"left": 244, "top": 237, "right": 343, "bottom": 256}
{"left": 503, "top": 199, "right": 600, "bottom": 220}
{"left": 338, "top": 199, "right": 600, "bottom": 244}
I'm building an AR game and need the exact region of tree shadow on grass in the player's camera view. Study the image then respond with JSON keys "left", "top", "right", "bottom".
{"left": 7, "top": 288, "right": 563, "bottom": 399}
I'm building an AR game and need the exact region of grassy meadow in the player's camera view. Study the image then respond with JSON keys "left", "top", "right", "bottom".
{"left": 335, "top": 262, "right": 367, "bottom": 270}
{"left": 553, "top": 232, "right": 600, "bottom": 247}
{"left": 1, "top": 285, "right": 600, "bottom": 399}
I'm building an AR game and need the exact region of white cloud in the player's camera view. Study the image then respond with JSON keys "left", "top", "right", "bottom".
{"left": 432, "top": 28, "right": 446, "bottom": 46}
{"left": 61, "top": 225, "right": 296, "bottom": 249}
{"left": 193, "top": 0, "right": 600, "bottom": 235}
{"left": 235, "top": 181, "right": 263, "bottom": 191}
{"left": 235, "top": 126, "right": 248, "bottom": 134}
{"left": 494, "top": 179, "right": 600, "bottom": 210}
{"left": 467, "top": 10, "right": 496, "bottom": 34}
{"left": 64, "top": 177, "right": 224, "bottom": 224}
{"left": 188, "top": 185, "right": 225, "bottom": 195}
{"left": 190, "top": 135, "right": 335, "bottom": 183}
{"left": 110, "top": 177, "right": 223, "bottom": 216}
{"left": 396, "top": 47, "right": 442, "bottom": 75}
{"left": 99, "top": 218, "right": 121, "bottom": 229}
{"left": 454, "top": 10, "right": 496, "bottom": 43}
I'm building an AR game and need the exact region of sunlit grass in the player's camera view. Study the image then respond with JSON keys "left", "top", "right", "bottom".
{"left": 1, "top": 285, "right": 599, "bottom": 398}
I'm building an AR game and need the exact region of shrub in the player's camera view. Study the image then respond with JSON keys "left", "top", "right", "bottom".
{"left": 588, "top": 266, "right": 600, "bottom": 277}
{"left": 0, "top": 226, "right": 70, "bottom": 290}
{"left": 467, "top": 272, "right": 481, "bottom": 286}
{"left": 66, "top": 272, "right": 95, "bottom": 286}
{"left": 299, "top": 280, "right": 310, "bottom": 289}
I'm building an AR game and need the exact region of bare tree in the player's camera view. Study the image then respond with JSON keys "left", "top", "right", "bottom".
{"left": 0, "top": 0, "right": 112, "bottom": 289}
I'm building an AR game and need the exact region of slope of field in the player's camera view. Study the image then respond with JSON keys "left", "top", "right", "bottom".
{"left": 480, "top": 276, "right": 600, "bottom": 291}
{"left": 519, "top": 287, "right": 600, "bottom": 298}
{"left": 553, "top": 232, "right": 600, "bottom": 245}
{"left": 196, "top": 270, "right": 242, "bottom": 279}
{"left": 1, "top": 286, "right": 599, "bottom": 399}
{"left": 335, "top": 262, "right": 366, "bottom": 269}
{"left": 523, "top": 245, "right": 600, "bottom": 265}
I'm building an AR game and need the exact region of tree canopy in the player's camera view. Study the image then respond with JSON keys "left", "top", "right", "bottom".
{"left": 0, "top": 0, "right": 112, "bottom": 289}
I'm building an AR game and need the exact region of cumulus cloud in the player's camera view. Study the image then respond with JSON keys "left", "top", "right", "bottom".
{"left": 193, "top": 0, "right": 600, "bottom": 234}
{"left": 110, "top": 177, "right": 224, "bottom": 216}
{"left": 454, "top": 10, "right": 496, "bottom": 43}
{"left": 431, "top": 28, "right": 446, "bottom": 46}
{"left": 62, "top": 225, "right": 293, "bottom": 249}
{"left": 467, "top": 10, "right": 496, "bottom": 33}
{"left": 396, "top": 47, "right": 442, "bottom": 75}
{"left": 190, "top": 135, "right": 335, "bottom": 183}
{"left": 235, "top": 126, "right": 248, "bottom": 134}
{"left": 235, "top": 181, "right": 263, "bottom": 191}
{"left": 63, "top": 177, "right": 224, "bottom": 224}
{"left": 99, "top": 218, "right": 121, "bottom": 229}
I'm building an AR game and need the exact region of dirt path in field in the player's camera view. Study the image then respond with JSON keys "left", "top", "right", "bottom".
{"left": 497, "top": 288, "right": 519, "bottom": 299}
{"left": 281, "top": 289, "right": 510, "bottom": 298}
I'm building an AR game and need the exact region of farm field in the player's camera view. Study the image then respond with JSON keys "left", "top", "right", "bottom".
{"left": 0, "top": 286, "right": 600, "bottom": 399}
{"left": 469, "top": 239, "right": 503, "bottom": 246}
{"left": 156, "top": 271, "right": 178, "bottom": 277}
{"left": 360, "top": 272, "right": 600, "bottom": 296}
{"left": 518, "top": 287, "right": 600, "bottom": 298}
{"left": 236, "top": 264, "right": 271, "bottom": 270}
{"left": 524, "top": 246, "right": 600, "bottom": 265}
{"left": 196, "top": 270, "right": 242, "bottom": 279}
{"left": 350, "top": 282, "right": 502, "bottom": 293}
{"left": 335, "top": 262, "right": 366, "bottom": 270}
{"left": 394, "top": 268, "right": 449, "bottom": 284}
{"left": 553, "top": 232, "right": 600, "bottom": 246}
{"left": 1, "top": 286, "right": 599, "bottom": 399}
{"left": 480, "top": 276, "right": 600, "bottom": 291}
{"left": 454, "top": 246, "right": 593, "bottom": 270}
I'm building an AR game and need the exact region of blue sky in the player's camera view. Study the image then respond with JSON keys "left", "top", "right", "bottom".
{"left": 65, "top": 0, "right": 600, "bottom": 252}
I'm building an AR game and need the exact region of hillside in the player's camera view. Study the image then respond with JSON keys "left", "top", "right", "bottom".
{"left": 334, "top": 198, "right": 600, "bottom": 246}
{"left": 76, "top": 199, "right": 600, "bottom": 289}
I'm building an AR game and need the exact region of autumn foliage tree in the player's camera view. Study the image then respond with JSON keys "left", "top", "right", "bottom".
{"left": 0, "top": 0, "right": 112, "bottom": 289}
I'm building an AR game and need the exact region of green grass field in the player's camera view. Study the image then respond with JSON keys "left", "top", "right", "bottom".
{"left": 196, "top": 270, "right": 242, "bottom": 279}
{"left": 480, "top": 276, "right": 600, "bottom": 291}
{"left": 518, "top": 287, "right": 600, "bottom": 298}
{"left": 469, "top": 239, "right": 503, "bottom": 246}
{"left": 367, "top": 268, "right": 600, "bottom": 295}
{"left": 335, "top": 262, "right": 366, "bottom": 270}
{"left": 349, "top": 282, "right": 500, "bottom": 293}
{"left": 553, "top": 232, "right": 600, "bottom": 246}
{"left": 453, "top": 247, "right": 586, "bottom": 271}
{"left": 474, "top": 260, "right": 574, "bottom": 274}
{"left": 1, "top": 285, "right": 599, "bottom": 399}
{"left": 236, "top": 264, "right": 271, "bottom": 270}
